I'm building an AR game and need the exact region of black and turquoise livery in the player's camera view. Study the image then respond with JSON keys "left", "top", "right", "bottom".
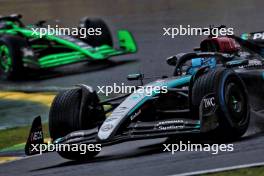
{"left": 25, "top": 28, "right": 264, "bottom": 160}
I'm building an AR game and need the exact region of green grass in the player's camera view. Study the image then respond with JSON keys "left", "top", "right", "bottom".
{"left": 204, "top": 166, "right": 264, "bottom": 176}
{"left": 0, "top": 123, "right": 49, "bottom": 150}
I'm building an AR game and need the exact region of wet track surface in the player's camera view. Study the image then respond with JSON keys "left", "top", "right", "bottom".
{"left": 1, "top": 122, "right": 264, "bottom": 176}
{"left": 0, "top": 0, "right": 264, "bottom": 90}
{"left": 1, "top": 0, "right": 264, "bottom": 175}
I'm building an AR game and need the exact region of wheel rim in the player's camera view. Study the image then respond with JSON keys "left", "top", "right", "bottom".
{"left": 0, "top": 45, "right": 12, "bottom": 73}
{"left": 225, "top": 81, "right": 246, "bottom": 124}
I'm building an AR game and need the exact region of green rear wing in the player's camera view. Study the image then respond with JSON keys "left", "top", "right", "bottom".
{"left": 82, "top": 30, "right": 137, "bottom": 60}
{"left": 117, "top": 30, "right": 137, "bottom": 53}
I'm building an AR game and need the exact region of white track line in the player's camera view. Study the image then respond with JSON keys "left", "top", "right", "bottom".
{"left": 169, "top": 162, "right": 264, "bottom": 176}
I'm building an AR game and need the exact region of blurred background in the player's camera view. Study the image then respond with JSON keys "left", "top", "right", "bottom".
{"left": 0, "top": 0, "right": 263, "bottom": 134}
{"left": 0, "top": 0, "right": 263, "bottom": 89}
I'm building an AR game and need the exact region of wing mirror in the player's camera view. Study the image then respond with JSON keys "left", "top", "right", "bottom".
{"left": 10, "top": 14, "right": 22, "bottom": 19}
{"left": 193, "top": 47, "right": 201, "bottom": 51}
{"left": 127, "top": 73, "right": 144, "bottom": 81}
{"left": 35, "top": 20, "right": 47, "bottom": 27}
{"left": 166, "top": 55, "right": 178, "bottom": 66}
{"left": 127, "top": 73, "right": 144, "bottom": 85}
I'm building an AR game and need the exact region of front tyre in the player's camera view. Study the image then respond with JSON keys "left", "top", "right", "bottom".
{"left": 49, "top": 87, "right": 105, "bottom": 160}
{"left": 0, "top": 35, "right": 28, "bottom": 80}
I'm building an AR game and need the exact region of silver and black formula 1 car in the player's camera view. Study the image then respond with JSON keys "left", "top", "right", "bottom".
{"left": 25, "top": 26, "right": 264, "bottom": 160}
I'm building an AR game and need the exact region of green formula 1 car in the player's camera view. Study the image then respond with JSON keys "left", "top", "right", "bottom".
{"left": 0, "top": 14, "right": 137, "bottom": 79}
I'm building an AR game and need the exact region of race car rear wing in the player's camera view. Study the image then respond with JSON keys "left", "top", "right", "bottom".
{"left": 117, "top": 30, "right": 137, "bottom": 53}
{"left": 80, "top": 30, "right": 137, "bottom": 60}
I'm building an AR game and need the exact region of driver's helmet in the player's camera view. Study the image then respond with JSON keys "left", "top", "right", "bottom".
{"left": 200, "top": 37, "right": 240, "bottom": 54}
{"left": 187, "top": 57, "right": 217, "bottom": 75}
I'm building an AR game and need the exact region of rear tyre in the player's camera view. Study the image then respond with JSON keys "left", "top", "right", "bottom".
{"left": 49, "top": 87, "right": 105, "bottom": 160}
{"left": 191, "top": 68, "right": 250, "bottom": 140}
{"left": 0, "top": 35, "right": 28, "bottom": 80}
{"left": 79, "top": 17, "right": 113, "bottom": 47}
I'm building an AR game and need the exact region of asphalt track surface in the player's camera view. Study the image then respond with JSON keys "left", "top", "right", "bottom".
{"left": 1, "top": 0, "right": 264, "bottom": 175}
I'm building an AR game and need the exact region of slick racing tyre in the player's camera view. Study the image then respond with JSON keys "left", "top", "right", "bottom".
{"left": 79, "top": 17, "right": 113, "bottom": 47}
{"left": 191, "top": 68, "right": 250, "bottom": 140}
{"left": 0, "top": 35, "right": 27, "bottom": 80}
{"left": 49, "top": 86, "right": 105, "bottom": 160}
